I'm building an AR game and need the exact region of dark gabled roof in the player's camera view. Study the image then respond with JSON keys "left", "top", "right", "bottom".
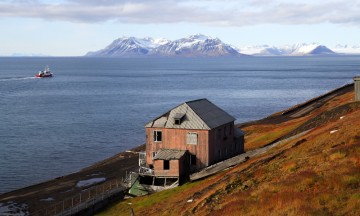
{"left": 186, "top": 99, "right": 235, "bottom": 129}
{"left": 145, "top": 98, "right": 235, "bottom": 130}
{"left": 153, "top": 149, "right": 187, "bottom": 160}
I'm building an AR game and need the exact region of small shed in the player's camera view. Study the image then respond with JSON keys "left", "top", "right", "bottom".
{"left": 153, "top": 149, "right": 188, "bottom": 177}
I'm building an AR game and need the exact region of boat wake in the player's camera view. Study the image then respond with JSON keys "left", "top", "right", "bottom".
{"left": 0, "top": 76, "right": 36, "bottom": 82}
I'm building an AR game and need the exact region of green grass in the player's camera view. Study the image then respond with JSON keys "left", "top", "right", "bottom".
{"left": 97, "top": 181, "right": 203, "bottom": 216}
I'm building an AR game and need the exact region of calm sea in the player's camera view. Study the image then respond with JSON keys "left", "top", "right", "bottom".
{"left": 0, "top": 56, "right": 359, "bottom": 193}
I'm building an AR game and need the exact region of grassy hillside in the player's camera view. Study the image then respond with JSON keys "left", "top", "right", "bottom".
{"left": 98, "top": 88, "right": 360, "bottom": 216}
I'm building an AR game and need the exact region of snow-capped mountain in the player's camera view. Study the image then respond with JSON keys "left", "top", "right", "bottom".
{"left": 154, "top": 34, "right": 239, "bottom": 56}
{"left": 86, "top": 34, "right": 359, "bottom": 57}
{"left": 237, "top": 43, "right": 336, "bottom": 56}
{"left": 85, "top": 37, "right": 170, "bottom": 57}
{"left": 86, "top": 34, "right": 240, "bottom": 57}
{"left": 284, "top": 43, "right": 335, "bottom": 55}
{"left": 236, "top": 45, "right": 285, "bottom": 56}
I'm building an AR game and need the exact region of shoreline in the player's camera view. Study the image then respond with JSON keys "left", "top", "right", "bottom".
{"left": 0, "top": 144, "right": 145, "bottom": 214}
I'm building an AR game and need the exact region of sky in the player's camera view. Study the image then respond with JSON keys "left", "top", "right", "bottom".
{"left": 0, "top": 0, "right": 359, "bottom": 56}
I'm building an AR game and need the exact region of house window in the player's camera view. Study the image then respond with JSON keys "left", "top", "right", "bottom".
{"left": 152, "top": 151, "right": 158, "bottom": 160}
{"left": 217, "top": 129, "right": 222, "bottom": 140}
{"left": 187, "top": 132, "right": 198, "bottom": 145}
{"left": 174, "top": 113, "right": 185, "bottom": 125}
{"left": 224, "top": 126, "right": 228, "bottom": 139}
{"left": 190, "top": 154, "right": 196, "bottom": 165}
{"left": 153, "top": 130, "right": 162, "bottom": 142}
{"left": 174, "top": 119, "right": 181, "bottom": 125}
{"left": 164, "top": 160, "right": 170, "bottom": 170}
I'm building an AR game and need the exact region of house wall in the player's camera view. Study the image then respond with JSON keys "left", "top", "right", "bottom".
{"left": 208, "top": 121, "right": 241, "bottom": 165}
{"left": 236, "top": 135, "right": 245, "bottom": 154}
{"left": 146, "top": 121, "right": 244, "bottom": 171}
{"left": 146, "top": 128, "right": 209, "bottom": 170}
{"left": 354, "top": 76, "right": 360, "bottom": 101}
{"left": 153, "top": 159, "right": 180, "bottom": 177}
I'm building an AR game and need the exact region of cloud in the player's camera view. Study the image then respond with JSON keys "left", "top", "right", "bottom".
{"left": 0, "top": 0, "right": 359, "bottom": 26}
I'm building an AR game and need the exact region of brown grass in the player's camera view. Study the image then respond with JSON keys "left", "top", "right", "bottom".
{"left": 98, "top": 90, "right": 360, "bottom": 216}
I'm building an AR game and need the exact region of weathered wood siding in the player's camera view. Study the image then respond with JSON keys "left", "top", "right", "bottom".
{"left": 208, "top": 122, "right": 240, "bottom": 165}
{"left": 146, "top": 128, "right": 209, "bottom": 170}
{"left": 153, "top": 160, "right": 179, "bottom": 177}
{"left": 153, "top": 156, "right": 187, "bottom": 177}
{"left": 146, "top": 121, "right": 243, "bottom": 170}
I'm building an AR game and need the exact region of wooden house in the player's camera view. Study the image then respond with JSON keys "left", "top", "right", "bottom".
{"left": 143, "top": 98, "right": 244, "bottom": 181}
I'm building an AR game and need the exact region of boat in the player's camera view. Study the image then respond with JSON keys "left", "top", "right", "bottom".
{"left": 35, "top": 66, "right": 53, "bottom": 78}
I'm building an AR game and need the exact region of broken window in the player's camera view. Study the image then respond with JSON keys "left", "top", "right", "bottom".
{"left": 174, "top": 113, "right": 185, "bottom": 125}
{"left": 190, "top": 154, "right": 196, "bottom": 165}
{"left": 174, "top": 119, "right": 181, "bottom": 125}
{"left": 153, "top": 130, "right": 162, "bottom": 142}
{"left": 164, "top": 160, "right": 170, "bottom": 170}
{"left": 187, "top": 132, "right": 198, "bottom": 145}
{"left": 152, "top": 151, "right": 158, "bottom": 160}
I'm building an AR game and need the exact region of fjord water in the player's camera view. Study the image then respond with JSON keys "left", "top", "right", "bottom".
{"left": 0, "top": 56, "right": 359, "bottom": 193}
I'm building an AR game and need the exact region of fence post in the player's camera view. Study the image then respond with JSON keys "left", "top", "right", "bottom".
{"left": 102, "top": 185, "right": 104, "bottom": 200}
{"left": 95, "top": 185, "right": 98, "bottom": 197}
{"left": 71, "top": 197, "right": 73, "bottom": 215}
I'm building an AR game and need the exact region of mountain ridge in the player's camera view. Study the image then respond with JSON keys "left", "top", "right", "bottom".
{"left": 86, "top": 34, "right": 360, "bottom": 57}
{"left": 86, "top": 34, "right": 241, "bottom": 57}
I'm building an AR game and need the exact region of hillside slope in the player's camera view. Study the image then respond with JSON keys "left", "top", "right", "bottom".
{"left": 98, "top": 86, "right": 360, "bottom": 216}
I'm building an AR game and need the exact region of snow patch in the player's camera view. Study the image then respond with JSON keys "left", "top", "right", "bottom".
{"left": 236, "top": 43, "right": 333, "bottom": 56}
{"left": 76, "top": 178, "right": 106, "bottom": 188}
{"left": 330, "top": 130, "right": 339, "bottom": 134}
{"left": 187, "top": 199, "right": 193, "bottom": 203}
{"left": 40, "top": 197, "right": 54, "bottom": 202}
{"left": 340, "top": 116, "right": 345, "bottom": 119}
{"left": 87, "top": 172, "right": 103, "bottom": 177}
{"left": 153, "top": 38, "right": 170, "bottom": 46}
{"left": 237, "top": 45, "right": 268, "bottom": 55}
{"left": 294, "top": 43, "right": 320, "bottom": 54}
